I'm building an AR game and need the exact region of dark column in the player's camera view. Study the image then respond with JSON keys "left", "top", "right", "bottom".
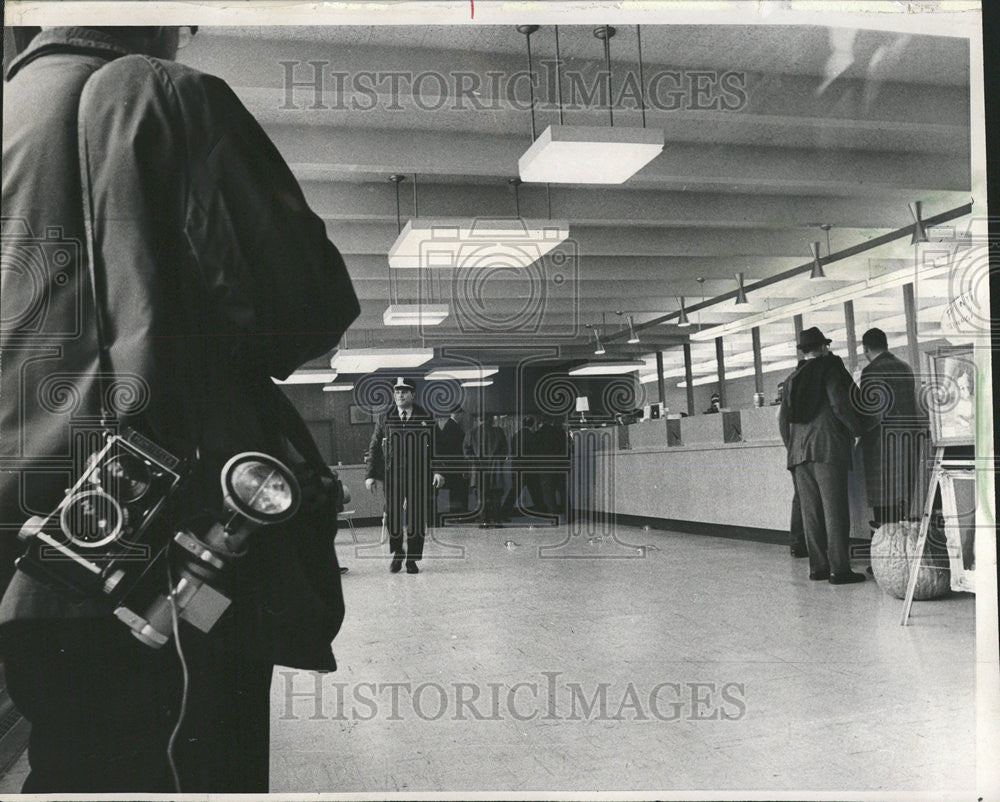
{"left": 751, "top": 326, "right": 764, "bottom": 395}
{"left": 682, "top": 343, "right": 695, "bottom": 416}
{"left": 902, "top": 283, "right": 919, "bottom": 370}
{"left": 655, "top": 350, "right": 667, "bottom": 432}
{"left": 715, "top": 336, "right": 726, "bottom": 408}
{"left": 844, "top": 300, "right": 858, "bottom": 373}
{"left": 793, "top": 314, "right": 803, "bottom": 341}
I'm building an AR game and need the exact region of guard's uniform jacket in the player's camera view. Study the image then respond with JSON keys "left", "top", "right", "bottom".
{"left": 366, "top": 404, "right": 435, "bottom": 551}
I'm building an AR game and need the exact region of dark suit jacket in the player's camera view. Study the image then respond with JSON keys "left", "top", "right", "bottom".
{"left": 779, "top": 353, "right": 863, "bottom": 469}
{"left": 434, "top": 417, "right": 467, "bottom": 490}
{"left": 857, "top": 351, "right": 922, "bottom": 505}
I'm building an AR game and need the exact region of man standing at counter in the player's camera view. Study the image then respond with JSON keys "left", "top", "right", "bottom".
{"left": 857, "top": 328, "right": 921, "bottom": 527}
{"left": 779, "top": 328, "right": 866, "bottom": 585}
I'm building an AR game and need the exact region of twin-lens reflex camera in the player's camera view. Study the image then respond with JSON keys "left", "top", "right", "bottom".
{"left": 16, "top": 428, "right": 300, "bottom": 648}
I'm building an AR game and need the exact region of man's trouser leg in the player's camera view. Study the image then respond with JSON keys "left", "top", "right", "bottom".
{"left": 812, "top": 461, "right": 852, "bottom": 575}
{"left": 790, "top": 484, "right": 806, "bottom": 552}
{"left": 793, "top": 463, "right": 829, "bottom": 575}
{"left": 386, "top": 481, "right": 405, "bottom": 557}
{"left": 405, "top": 480, "right": 428, "bottom": 561}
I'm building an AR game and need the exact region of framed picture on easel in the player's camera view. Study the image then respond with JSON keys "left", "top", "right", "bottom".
{"left": 924, "top": 344, "right": 975, "bottom": 447}
{"left": 902, "top": 344, "right": 977, "bottom": 623}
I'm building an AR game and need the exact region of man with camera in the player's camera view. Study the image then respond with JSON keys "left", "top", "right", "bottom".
{"left": 1, "top": 26, "right": 359, "bottom": 792}
{"left": 365, "top": 378, "right": 444, "bottom": 573}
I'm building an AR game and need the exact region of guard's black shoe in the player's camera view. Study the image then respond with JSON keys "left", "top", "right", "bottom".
{"left": 406, "top": 560, "right": 419, "bottom": 574}
{"left": 808, "top": 570, "right": 829, "bottom": 581}
{"left": 390, "top": 557, "right": 403, "bottom": 573}
{"left": 829, "top": 571, "right": 866, "bottom": 585}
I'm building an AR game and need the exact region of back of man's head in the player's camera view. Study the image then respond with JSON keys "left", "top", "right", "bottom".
{"left": 862, "top": 327, "right": 888, "bottom": 352}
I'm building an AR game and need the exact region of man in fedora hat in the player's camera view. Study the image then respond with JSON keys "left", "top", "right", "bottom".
{"left": 366, "top": 378, "right": 444, "bottom": 573}
{"left": 779, "top": 327, "right": 866, "bottom": 584}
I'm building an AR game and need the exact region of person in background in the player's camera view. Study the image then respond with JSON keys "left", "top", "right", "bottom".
{"left": 512, "top": 415, "right": 535, "bottom": 515}
{"left": 779, "top": 328, "right": 866, "bottom": 584}
{"left": 464, "top": 413, "right": 508, "bottom": 528}
{"left": 777, "top": 367, "right": 808, "bottom": 558}
{"left": 704, "top": 392, "right": 722, "bottom": 414}
{"left": 365, "top": 378, "right": 444, "bottom": 573}
{"left": 1, "top": 25, "right": 359, "bottom": 793}
{"left": 857, "top": 328, "right": 921, "bottom": 527}
{"left": 532, "top": 416, "right": 564, "bottom": 520}
{"left": 773, "top": 381, "right": 786, "bottom": 406}
{"left": 434, "top": 404, "right": 468, "bottom": 523}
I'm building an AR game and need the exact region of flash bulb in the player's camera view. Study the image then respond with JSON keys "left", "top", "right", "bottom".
{"left": 220, "top": 453, "right": 300, "bottom": 525}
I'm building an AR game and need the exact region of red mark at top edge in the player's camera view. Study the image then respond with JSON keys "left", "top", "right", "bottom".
{"left": 471, "top": 0, "right": 474, "bottom": 19}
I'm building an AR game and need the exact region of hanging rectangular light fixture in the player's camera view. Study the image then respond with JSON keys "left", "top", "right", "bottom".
{"left": 382, "top": 303, "right": 450, "bottom": 326}
{"left": 322, "top": 383, "right": 355, "bottom": 392}
{"left": 519, "top": 124, "right": 663, "bottom": 185}
{"left": 569, "top": 360, "right": 645, "bottom": 376}
{"left": 329, "top": 348, "right": 434, "bottom": 373}
{"left": 518, "top": 27, "right": 662, "bottom": 185}
{"left": 273, "top": 369, "right": 340, "bottom": 385}
{"left": 460, "top": 379, "right": 494, "bottom": 388}
{"left": 388, "top": 217, "right": 569, "bottom": 269}
{"left": 425, "top": 366, "right": 499, "bottom": 381}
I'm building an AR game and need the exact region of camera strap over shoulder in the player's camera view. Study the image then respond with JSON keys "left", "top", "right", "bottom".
{"left": 76, "top": 66, "right": 117, "bottom": 428}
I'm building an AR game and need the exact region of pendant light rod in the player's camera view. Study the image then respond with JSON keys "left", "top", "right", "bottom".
{"left": 636, "top": 25, "right": 647, "bottom": 128}
{"left": 821, "top": 223, "right": 832, "bottom": 256}
{"left": 594, "top": 26, "right": 616, "bottom": 127}
{"left": 388, "top": 174, "right": 405, "bottom": 234}
{"left": 518, "top": 25, "right": 540, "bottom": 141}
{"left": 554, "top": 25, "right": 565, "bottom": 125}
{"left": 509, "top": 178, "right": 522, "bottom": 218}
{"left": 412, "top": 172, "right": 419, "bottom": 218}
{"left": 387, "top": 174, "right": 406, "bottom": 306}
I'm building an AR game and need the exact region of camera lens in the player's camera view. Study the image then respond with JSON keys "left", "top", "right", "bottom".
{"left": 100, "top": 453, "right": 152, "bottom": 502}
{"left": 60, "top": 490, "right": 124, "bottom": 547}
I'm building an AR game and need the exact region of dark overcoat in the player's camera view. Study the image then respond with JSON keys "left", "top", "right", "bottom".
{"left": 857, "top": 351, "right": 923, "bottom": 508}
{"left": 1, "top": 29, "right": 359, "bottom": 660}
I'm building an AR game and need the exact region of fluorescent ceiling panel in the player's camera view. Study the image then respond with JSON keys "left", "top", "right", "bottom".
{"left": 329, "top": 348, "right": 434, "bottom": 373}
{"left": 273, "top": 369, "right": 339, "bottom": 385}
{"left": 388, "top": 217, "right": 569, "bottom": 269}
{"left": 460, "top": 379, "right": 494, "bottom": 387}
{"left": 519, "top": 125, "right": 663, "bottom": 185}
{"left": 382, "top": 303, "right": 449, "bottom": 326}
{"left": 322, "top": 383, "right": 355, "bottom": 392}
{"left": 425, "top": 366, "right": 499, "bottom": 381}
{"left": 569, "top": 361, "right": 646, "bottom": 376}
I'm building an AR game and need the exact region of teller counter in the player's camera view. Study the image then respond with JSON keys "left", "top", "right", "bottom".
{"left": 572, "top": 406, "right": 869, "bottom": 540}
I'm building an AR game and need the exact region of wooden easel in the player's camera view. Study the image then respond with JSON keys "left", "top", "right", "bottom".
{"left": 900, "top": 446, "right": 976, "bottom": 625}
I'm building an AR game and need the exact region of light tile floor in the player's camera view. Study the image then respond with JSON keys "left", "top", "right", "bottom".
{"left": 0, "top": 523, "right": 977, "bottom": 796}
{"left": 269, "top": 524, "right": 977, "bottom": 795}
